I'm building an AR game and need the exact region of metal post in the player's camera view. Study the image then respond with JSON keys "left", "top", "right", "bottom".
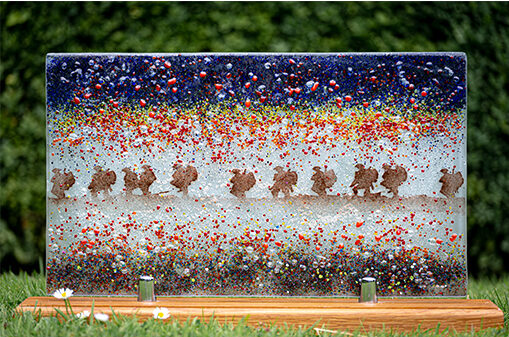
{"left": 359, "top": 277, "right": 378, "bottom": 303}
{"left": 138, "top": 275, "right": 156, "bottom": 302}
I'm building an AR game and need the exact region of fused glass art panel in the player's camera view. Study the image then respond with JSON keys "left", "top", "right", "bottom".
{"left": 46, "top": 53, "right": 467, "bottom": 297}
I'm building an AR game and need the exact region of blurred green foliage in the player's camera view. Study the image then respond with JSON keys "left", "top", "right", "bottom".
{"left": 1, "top": 2, "right": 508, "bottom": 276}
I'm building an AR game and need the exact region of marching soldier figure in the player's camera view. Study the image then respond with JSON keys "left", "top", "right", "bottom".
{"left": 230, "top": 169, "right": 256, "bottom": 199}
{"left": 269, "top": 166, "right": 298, "bottom": 198}
{"left": 139, "top": 165, "right": 156, "bottom": 195}
{"left": 122, "top": 167, "right": 139, "bottom": 196}
{"left": 50, "top": 168, "right": 75, "bottom": 200}
{"left": 350, "top": 164, "right": 378, "bottom": 197}
{"left": 171, "top": 163, "right": 198, "bottom": 197}
{"left": 380, "top": 164, "right": 407, "bottom": 197}
{"left": 439, "top": 168, "right": 464, "bottom": 198}
{"left": 88, "top": 166, "right": 116, "bottom": 198}
{"left": 311, "top": 166, "right": 337, "bottom": 197}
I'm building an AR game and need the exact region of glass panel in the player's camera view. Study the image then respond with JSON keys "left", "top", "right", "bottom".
{"left": 46, "top": 53, "right": 467, "bottom": 296}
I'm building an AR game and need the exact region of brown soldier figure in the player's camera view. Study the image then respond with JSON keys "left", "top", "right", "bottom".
{"left": 380, "top": 164, "right": 407, "bottom": 197}
{"left": 170, "top": 163, "right": 198, "bottom": 197}
{"left": 439, "top": 168, "right": 464, "bottom": 198}
{"left": 311, "top": 166, "right": 337, "bottom": 197}
{"left": 269, "top": 166, "right": 298, "bottom": 198}
{"left": 122, "top": 167, "right": 139, "bottom": 196}
{"left": 88, "top": 166, "right": 116, "bottom": 198}
{"left": 350, "top": 164, "right": 378, "bottom": 197}
{"left": 50, "top": 168, "right": 75, "bottom": 200}
{"left": 139, "top": 165, "right": 157, "bottom": 195}
{"left": 230, "top": 169, "right": 256, "bottom": 199}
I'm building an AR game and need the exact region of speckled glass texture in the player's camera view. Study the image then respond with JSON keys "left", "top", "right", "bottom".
{"left": 46, "top": 53, "right": 467, "bottom": 297}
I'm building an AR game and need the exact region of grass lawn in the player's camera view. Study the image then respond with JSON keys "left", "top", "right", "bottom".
{"left": 0, "top": 272, "right": 507, "bottom": 336}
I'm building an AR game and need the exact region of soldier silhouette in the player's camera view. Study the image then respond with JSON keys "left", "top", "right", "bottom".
{"left": 350, "top": 164, "right": 378, "bottom": 197}
{"left": 380, "top": 164, "right": 407, "bottom": 197}
{"left": 88, "top": 166, "right": 116, "bottom": 198}
{"left": 230, "top": 169, "right": 256, "bottom": 199}
{"left": 170, "top": 163, "right": 198, "bottom": 197}
{"left": 122, "top": 167, "right": 139, "bottom": 196}
{"left": 311, "top": 166, "right": 337, "bottom": 197}
{"left": 269, "top": 166, "right": 298, "bottom": 198}
{"left": 50, "top": 168, "right": 75, "bottom": 200}
{"left": 139, "top": 165, "right": 156, "bottom": 195}
{"left": 439, "top": 168, "right": 464, "bottom": 198}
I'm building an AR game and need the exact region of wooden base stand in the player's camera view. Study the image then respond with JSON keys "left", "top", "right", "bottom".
{"left": 17, "top": 297, "right": 504, "bottom": 333}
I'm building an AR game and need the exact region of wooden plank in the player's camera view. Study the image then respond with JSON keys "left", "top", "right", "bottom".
{"left": 17, "top": 297, "right": 504, "bottom": 333}
{"left": 19, "top": 296, "right": 499, "bottom": 309}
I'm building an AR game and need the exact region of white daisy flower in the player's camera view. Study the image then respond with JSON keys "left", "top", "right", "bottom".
{"left": 53, "top": 288, "right": 73, "bottom": 299}
{"left": 77, "top": 310, "right": 90, "bottom": 319}
{"left": 94, "top": 312, "right": 109, "bottom": 322}
{"left": 153, "top": 307, "right": 170, "bottom": 320}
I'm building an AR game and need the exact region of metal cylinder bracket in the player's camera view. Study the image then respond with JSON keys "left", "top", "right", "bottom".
{"left": 359, "top": 277, "right": 378, "bottom": 303}
{"left": 138, "top": 275, "right": 156, "bottom": 302}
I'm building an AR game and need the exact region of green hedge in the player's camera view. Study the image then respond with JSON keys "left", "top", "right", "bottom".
{"left": 1, "top": 2, "right": 508, "bottom": 276}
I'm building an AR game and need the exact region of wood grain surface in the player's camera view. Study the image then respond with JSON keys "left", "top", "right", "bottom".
{"left": 17, "top": 297, "right": 504, "bottom": 333}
